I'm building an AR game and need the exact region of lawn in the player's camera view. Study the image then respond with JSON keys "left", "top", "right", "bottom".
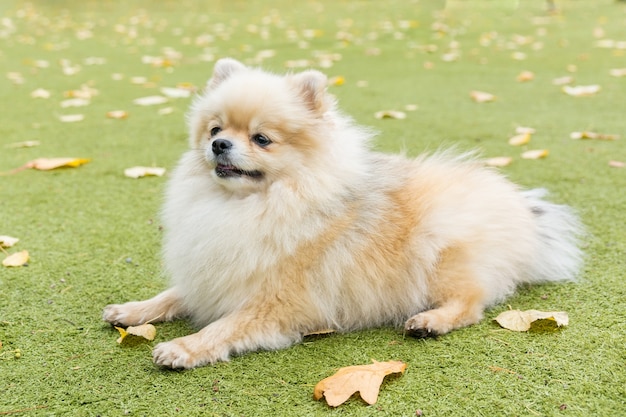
{"left": 1, "top": 0, "right": 625, "bottom": 416}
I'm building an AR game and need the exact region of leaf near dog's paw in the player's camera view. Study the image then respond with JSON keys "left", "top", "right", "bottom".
{"left": 521, "top": 149, "right": 549, "bottom": 160}
{"left": 470, "top": 90, "right": 496, "bottom": 103}
{"left": 3, "top": 250, "right": 29, "bottom": 267}
{"left": 124, "top": 166, "right": 166, "bottom": 178}
{"left": 0, "top": 236, "right": 19, "bottom": 248}
{"left": 26, "top": 157, "right": 91, "bottom": 170}
{"left": 314, "top": 360, "right": 407, "bottom": 407}
{"left": 115, "top": 323, "right": 156, "bottom": 344}
{"left": 374, "top": 110, "right": 406, "bottom": 120}
{"left": 495, "top": 309, "right": 569, "bottom": 332}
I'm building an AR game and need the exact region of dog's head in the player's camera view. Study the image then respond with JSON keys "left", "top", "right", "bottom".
{"left": 188, "top": 58, "right": 336, "bottom": 195}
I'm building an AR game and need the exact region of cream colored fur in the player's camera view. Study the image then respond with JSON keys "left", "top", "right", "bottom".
{"left": 103, "top": 58, "right": 583, "bottom": 369}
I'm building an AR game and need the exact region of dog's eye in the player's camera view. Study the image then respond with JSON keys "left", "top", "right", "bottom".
{"left": 252, "top": 134, "right": 272, "bottom": 148}
{"left": 210, "top": 126, "right": 222, "bottom": 137}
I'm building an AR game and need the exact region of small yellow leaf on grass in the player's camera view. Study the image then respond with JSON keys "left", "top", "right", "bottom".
{"left": 133, "top": 96, "right": 168, "bottom": 106}
{"left": 508, "top": 132, "right": 531, "bottom": 146}
{"left": 495, "top": 309, "right": 569, "bottom": 332}
{"left": 562, "top": 85, "right": 601, "bottom": 97}
{"left": 570, "top": 131, "right": 619, "bottom": 140}
{"left": 470, "top": 90, "right": 496, "bottom": 103}
{"left": 521, "top": 149, "right": 549, "bottom": 160}
{"left": 328, "top": 76, "right": 345, "bottom": 86}
{"left": 314, "top": 360, "right": 407, "bottom": 407}
{"left": 106, "top": 110, "right": 128, "bottom": 119}
{"left": 374, "top": 110, "right": 406, "bottom": 120}
{"left": 124, "top": 166, "right": 166, "bottom": 178}
{"left": 0, "top": 236, "right": 19, "bottom": 248}
{"left": 3, "top": 250, "right": 29, "bottom": 267}
{"left": 485, "top": 156, "right": 513, "bottom": 167}
{"left": 115, "top": 323, "right": 157, "bottom": 344}
{"left": 25, "top": 158, "right": 91, "bottom": 171}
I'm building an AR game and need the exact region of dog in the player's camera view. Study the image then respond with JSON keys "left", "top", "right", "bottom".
{"left": 103, "top": 58, "right": 583, "bottom": 369}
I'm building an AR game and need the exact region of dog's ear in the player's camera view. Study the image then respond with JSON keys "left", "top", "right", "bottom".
{"left": 289, "top": 70, "right": 329, "bottom": 114}
{"left": 208, "top": 58, "right": 246, "bottom": 88}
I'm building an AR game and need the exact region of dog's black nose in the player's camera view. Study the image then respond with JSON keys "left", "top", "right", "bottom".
{"left": 212, "top": 139, "right": 232, "bottom": 155}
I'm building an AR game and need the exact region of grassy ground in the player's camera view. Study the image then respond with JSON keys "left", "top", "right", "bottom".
{"left": 1, "top": 0, "right": 625, "bottom": 415}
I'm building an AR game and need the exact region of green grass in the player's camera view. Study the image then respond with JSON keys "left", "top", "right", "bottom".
{"left": 1, "top": 0, "right": 625, "bottom": 415}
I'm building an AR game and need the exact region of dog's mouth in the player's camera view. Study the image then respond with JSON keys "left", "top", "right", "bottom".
{"left": 215, "top": 163, "right": 263, "bottom": 179}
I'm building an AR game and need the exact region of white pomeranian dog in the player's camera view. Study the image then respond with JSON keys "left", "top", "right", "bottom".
{"left": 103, "top": 58, "right": 583, "bottom": 369}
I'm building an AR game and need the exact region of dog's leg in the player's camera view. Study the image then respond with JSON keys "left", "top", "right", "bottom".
{"left": 103, "top": 287, "right": 186, "bottom": 326}
{"left": 405, "top": 246, "right": 486, "bottom": 337}
{"left": 152, "top": 304, "right": 303, "bottom": 369}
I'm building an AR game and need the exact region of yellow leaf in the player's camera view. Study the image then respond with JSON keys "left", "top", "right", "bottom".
{"left": 124, "top": 166, "right": 166, "bottom": 179}
{"left": 516, "top": 71, "right": 534, "bottom": 82}
{"left": 303, "top": 329, "right": 336, "bottom": 337}
{"left": 30, "top": 88, "right": 51, "bottom": 99}
{"left": 495, "top": 309, "right": 569, "bottom": 332}
{"left": 508, "top": 132, "right": 531, "bottom": 146}
{"left": 570, "top": 131, "right": 619, "bottom": 140}
{"left": 116, "top": 324, "right": 157, "bottom": 344}
{"left": 470, "top": 90, "right": 496, "bottom": 103}
{"left": 521, "top": 149, "right": 549, "bottom": 160}
{"left": 0, "top": 236, "right": 19, "bottom": 248}
{"left": 314, "top": 360, "right": 407, "bottom": 407}
{"left": 160, "top": 87, "right": 191, "bottom": 98}
{"left": 328, "top": 76, "right": 345, "bottom": 86}
{"left": 3, "top": 250, "right": 29, "bottom": 267}
{"left": 26, "top": 158, "right": 91, "bottom": 171}
{"left": 115, "top": 326, "right": 128, "bottom": 344}
{"left": 485, "top": 156, "right": 513, "bottom": 167}
{"left": 133, "top": 95, "right": 168, "bottom": 106}
{"left": 106, "top": 110, "right": 129, "bottom": 119}
{"left": 374, "top": 110, "right": 406, "bottom": 120}
{"left": 515, "top": 126, "right": 536, "bottom": 135}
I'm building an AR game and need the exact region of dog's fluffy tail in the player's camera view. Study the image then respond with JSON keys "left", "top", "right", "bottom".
{"left": 522, "top": 188, "right": 584, "bottom": 283}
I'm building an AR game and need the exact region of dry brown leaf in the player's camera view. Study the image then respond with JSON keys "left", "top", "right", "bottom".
{"left": 314, "top": 360, "right": 407, "bottom": 407}
{"left": 3, "top": 250, "right": 29, "bottom": 267}
{"left": 25, "top": 157, "right": 91, "bottom": 171}
{"left": 0, "top": 236, "right": 19, "bottom": 248}
{"left": 521, "top": 149, "right": 549, "bottom": 160}
{"left": 508, "top": 132, "right": 531, "bottom": 146}
{"left": 562, "top": 85, "right": 601, "bottom": 97}
{"left": 485, "top": 156, "right": 513, "bottom": 167}
{"left": 124, "top": 166, "right": 166, "bottom": 179}
{"left": 115, "top": 323, "right": 157, "bottom": 344}
{"left": 495, "top": 309, "right": 569, "bottom": 332}
{"left": 374, "top": 110, "right": 406, "bottom": 120}
{"left": 570, "top": 131, "right": 620, "bottom": 140}
{"left": 516, "top": 71, "right": 535, "bottom": 82}
{"left": 470, "top": 90, "right": 496, "bottom": 103}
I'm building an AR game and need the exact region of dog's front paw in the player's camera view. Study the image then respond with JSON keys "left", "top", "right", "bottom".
{"left": 153, "top": 338, "right": 229, "bottom": 369}
{"left": 404, "top": 312, "right": 446, "bottom": 338}
{"left": 102, "top": 304, "right": 134, "bottom": 326}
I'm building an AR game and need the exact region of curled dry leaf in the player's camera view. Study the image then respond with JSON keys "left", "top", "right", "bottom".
{"left": 133, "top": 95, "right": 168, "bottom": 106}
{"left": 314, "top": 360, "right": 407, "bottom": 407}
{"left": 570, "top": 131, "right": 619, "bottom": 140}
{"left": 485, "top": 156, "right": 513, "bottom": 167}
{"left": 0, "top": 236, "right": 19, "bottom": 248}
{"left": 3, "top": 250, "right": 29, "bottom": 267}
{"left": 26, "top": 157, "right": 91, "bottom": 171}
{"left": 106, "top": 110, "right": 128, "bottom": 119}
{"left": 562, "top": 85, "right": 601, "bottom": 97}
{"left": 521, "top": 149, "right": 549, "bottom": 160}
{"left": 470, "top": 90, "right": 496, "bottom": 103}
{"left": 374, "top": 110, "right": 406, "bottom": 120}
{"left": 115, "top": 323, "right": 157, "bottom": 344}
{"left": 124, "top": 166, "right": 166, "bottom": 179}
{"left": 495, "top": 309, "right": 569, "bottom": 332}
{"left": 508, "top": 132, "right": 531, "bottom": 146}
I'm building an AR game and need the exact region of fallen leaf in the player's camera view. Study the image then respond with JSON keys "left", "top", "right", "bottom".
{"left": 609, "top": 68, "right": 626, "bottom": 77}
{"left": 3, "top": 250, "right": 29, "bottom": 267}
{"left": 26, "top": 157, "right": 91, "bottom": 170}
{"left": 160, "top": 87, "right": 191, "bottom": 98}
{"left": 328, "top": 76, "right": 345, "bottom": 86}
{"left": 562, "top": 84, "right": 601, "bottom": 97}
{"left": 106, "top": 110, "right": 129, "bottom": 119}
{"left": 0, "top": 236, "right": 19, "bottom": 248}
{"left": 60, "top": 98, "right": 90, "bottom": 108}
{"left": 485, "top": 156, "right": 513, "bottom": 167}
{"left": 124, "top": 166, "right": 166, "bottom": 178}
{"left": 404, "top": 104, "right": 419, "bottom": 111}
{"left": 5, "top": 141, "right": 40, "bottom": 148}
{"left": 608, "top": 160, "right": 625, "bottom": 168}
{"left": 158, "top": 107, "right": 174, "bottom": 115}
{"left": 495, "top": 309, "right": 569, "bottom": 332}
{"left": 313, "top": 360, "right": 407, "bottom": 407}
{"left": 516, "top": 71, "right": 534, "bottom": 82}
{"left": 515, "top": 126, "right": 536, "bottom": 135}
{"left": 303, "top": 329, "right": 336, "bottom": 337}
{"left": 374, "top": 110, "right": 406, "bottom": 120}
{"left": 508, "top": 132, "right": 531, "bottom": 146}
{"left": 133, "top": 95, "right": 168, "bottom": 106}
{"left": 470, "top": 90, "right": 496, "bottom": 103}
{"left": 521, "top": 149, "right": 549, "bottom": 160}
{"left": 115, "top": 323, "right": 157, "bottom": 344}
{"left": 58, "top": 114, "right": 85, "bottom": 123}
{"left": 570, "top": 131, "right": 619, "bottom": 140}
{"left": 30, "top": 88, "right": 51, "bottom": 99}
{"left": 552, "top": 76, "right": 574, "bottom": 86}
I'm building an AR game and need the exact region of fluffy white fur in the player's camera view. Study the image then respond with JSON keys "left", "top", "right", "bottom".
{"left": 103, "top": 58, "right": 583, "bottom": 369}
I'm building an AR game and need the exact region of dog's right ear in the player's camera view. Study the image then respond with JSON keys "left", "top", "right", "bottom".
{"left": 207, "top": 58, "right": 246, "bottom": 88}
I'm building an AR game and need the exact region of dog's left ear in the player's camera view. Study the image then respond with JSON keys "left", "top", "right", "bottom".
{"left": 208, "top": 58, "right": 246, "bottom": 89}
{"left": 289, "top": 70, "right": 329, "bottom": 114}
